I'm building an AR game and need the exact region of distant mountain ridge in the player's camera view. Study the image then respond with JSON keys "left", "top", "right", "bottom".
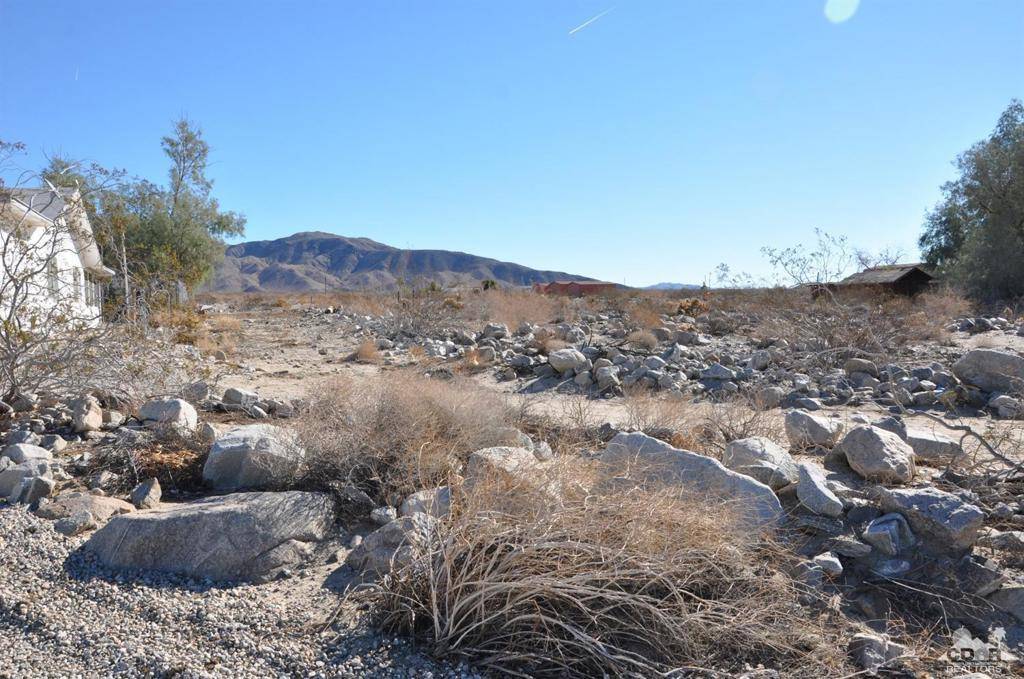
{"left": 205, "top": 231, "right": 594, "bottom": 292}
{"left": 644, "top": 282, "right": 701, "bottom": 291}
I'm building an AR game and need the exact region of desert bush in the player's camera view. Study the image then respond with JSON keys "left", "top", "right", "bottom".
{"left": 297, "top": 372, "right": 519, "bottom": 503}
{"left": 350, "top": 339, "right": 381, "bottom": 363}
{"left": 368, "top": 464, "right": 849, "bottom": 677}
{"left": 460, "top": 289, "right": 568, "bottom": 329}
{"left": 625, "top": 329, "right": 658, "bottom": 351}
{"left": 88, "top": 427, "right": 208, "bottom": 494}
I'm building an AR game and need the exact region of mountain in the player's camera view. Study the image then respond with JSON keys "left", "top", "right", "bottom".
{"left": 205, "top": 231, "right": 594, "bottom": 292}
{"left": 643, "top": 282, "right": 701, "bottom": 291}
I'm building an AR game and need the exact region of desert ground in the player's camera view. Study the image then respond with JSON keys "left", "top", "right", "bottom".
{"left": 4, "top": 288, "right": 1024, "bottom": 678}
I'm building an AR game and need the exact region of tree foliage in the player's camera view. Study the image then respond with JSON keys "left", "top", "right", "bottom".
{"left": 920, "top": 100, "right": 1024, "bottom": 300}
{"left": 41, "top": 118, "right": 245, "bottom": 302}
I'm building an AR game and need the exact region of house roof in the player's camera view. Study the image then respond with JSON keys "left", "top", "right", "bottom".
{"left": 4, "top": 186, "right": 112, "bottom": 277}
{"left": 837, "top": 263, "right": 933, "bottom": 286}
{"left": 8, "top": 187, "right": 78, "bottom": 222}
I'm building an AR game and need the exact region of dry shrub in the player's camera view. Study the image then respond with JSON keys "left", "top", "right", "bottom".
{"left": 626, "top": 329, "right": 658, "bottom": 351}
{"left": 351, "top": 339, "right": 381, "bottom": 363}
{"left": 296, "top": 373, "right": 518, "bottom": 503}
{"left": 627, "top": 300, "right": 664, "bottom": 330}
{"left": 677, "top": 297, "right": 709, "bottom": 316}
{"left": 370, "top": 463, "right": 849, "bottom": 677}
{"left": 538, "top": 336, "right": 568, "bottom": 355}
{"left": 623, "top": 388, "right": 695, "bottom": 435}
{"left": 461, "top": 289, "right": 568, "bottom": 329}
{"left": 88, "top": 428, "right": 207, "bottom": 494}
{"left": 151, "top": 307, "right": 204, "bottom": 345}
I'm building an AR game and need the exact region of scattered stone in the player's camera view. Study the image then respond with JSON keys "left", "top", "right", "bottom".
{"left": 346, "top": 512, "right": 438, "bottom": 575}
{"left": 71, "top": 395, "right": 103, "bottom": 433}
{"left": 796, "top": 463, "right": 844, "bottom": 518}
{"left": 54, "top": 510, "right": 97, "bottom": 536}
{"left": 837, "top": 426, "right": 916, "bottom": 484}
{"left": 861, "top": 513, "right": 915, "bottom": 556}
{"left": 848, "top": 632, "right": 909, "bottom": 673}
{"left": 953, "top": 349, "right": 1024, "bottom": 394}
{"left": 138, "top": 398, "right": 199, "bottom": 432}
{"left": 130, "top": 478, "right": 162, "bottom": 509}
{"left": 203, "top": 424, "right": 306, "bottom": 491}
{"left": 875, "top": 486, "right": 984, "bottom": 552}
{"left": 784, "top": 410, "right": 843, "bottom": 449}
{"left": 1, "top": 443, "right": 52, "bottom": 464}
{"left": 722, "top": 437, "right": 798, "bottom": 490}
{"left": 399, "top": 486, "right": 452, "bottom": 518}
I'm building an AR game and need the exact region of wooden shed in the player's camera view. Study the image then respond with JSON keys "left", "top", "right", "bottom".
{"left": 835, "top": 263, "right": 934, "bottom": 296}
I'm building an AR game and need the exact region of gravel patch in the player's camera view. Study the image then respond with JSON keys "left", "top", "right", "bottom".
{"left": 0, "top": 506, "right": 479, "bottom": 678}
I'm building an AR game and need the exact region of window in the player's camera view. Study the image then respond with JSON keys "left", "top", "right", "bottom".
{"left": 47, "top": 262, "right": 58, "bottom": 296}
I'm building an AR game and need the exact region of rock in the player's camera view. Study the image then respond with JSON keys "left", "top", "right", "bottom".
{"left": 223, "top": 387, "right": 259, "bottom": 406}
{"left": 71, "top": 395, "right": 103, "bottom": 433}
{"left": 54, "top": 510, "right": 97, "bottom": 536}
{"left": 34, "top": 491, "right": 134, "bottom": 522}
{"left": 0, "top": 460, "right": 51, "bottom": 498}
{"left": 848, "top": 632, "right": 909, "bottom": 673}
{"left": 595, "top": 365, "right": 620, "bottom": 390}
{"left": 85, "top": 491, "right": 334, "bottom": 583}
{"left": 796, "top": 463, "right": 844, "bottom": 518}
{"left": 203, "top": 424, "right": 306, "bottom": 491}
{"left": 755, "top": 386, "right": 785, "bottom": 409}
{"left": 1, "top": 443, "right": 52, "bottom": 464}
{"left": 40, "top": 434, "right": 67, "bottom": 452}
{"left": 130, "top": 478, "right": 162, "bottom": 509}
{"left": 138, "top": 398, "right": 198, "bottom": 432}
{"left": 978, "top": 530, "right": 1024, "bottom": 553}
{"left": 862, "top": 513, "right": 915, "bottom": 556}
{"left": 701, "top": 363, "right": 736, "bottom": 381}
{"left": 346, "top": 512, "right": 438, "bottom": 575}
{"left": 10, "top": 475, "right": 55, "bottom": 504}
{"left": 399, "top": 487, "right": 452, "bottom": 518}
{"left": 837, "top": 426, "right": 916, "bottom": 484}
{"left": 955, "top": 554, "right": 1007, "bottom": 597}
{"left": 988, "top": 584, "right": 1024, "bottom": 623}
{"left": 600, "top": 432, "right": 783, "bottom": 530}
{"left": 812, "top": 551, "right": 843, "bottom": 577}
{"left": 827, "top": 536, "right": 872, "bottom": 558}
{"left": 844, "top": 358, "right": 879, "bottom": 377}
{"left": 481, "top": 322, "right": 508, "bottom": 340}
{"left": 722, "top": 437, "right": 798, "bottom": 490}
{"left": 953, "top": 349, "right": 1024, "bottom": 394}
{"left": 875, "top": 486, "right": 984, "bottom": 552}
{"left": 370, "top": 506, "right": 398, "bottom": 526}
{"left": 904, "top": 427, "right": 963, "bottom": 464}
{"left": 784, "top": 410, "right": 843, "bottom": 449}
{"left": 547, "top": 348, "right": 588, "bottom": 374}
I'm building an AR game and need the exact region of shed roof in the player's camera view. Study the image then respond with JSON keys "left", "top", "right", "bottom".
{"left": 837, "top": 263, "right": 933, "bottom": 286}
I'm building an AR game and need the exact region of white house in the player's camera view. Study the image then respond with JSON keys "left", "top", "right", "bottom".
{"left": 0, "top": 186, "right": 114, "bottom": 325}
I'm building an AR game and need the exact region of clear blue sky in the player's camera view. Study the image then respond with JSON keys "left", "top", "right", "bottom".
{"left": 2, "top": 1, "right": 1022, "bottom": 286}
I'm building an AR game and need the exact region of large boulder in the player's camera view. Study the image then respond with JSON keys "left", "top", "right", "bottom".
{"left": 547, "top": 348, "right": 589, "bottom": 374}
{"left": 85, "top": 491, "right": 334, "bottom": 582}
{"left": 138, "top": 398, "right": 198, "bottom": 432}
{"left": 346, "top": 512, "right": 438, "bottom": 575}
{"left": 953, "top": 349, "right": 1024, "bottom": 394}
{"left": 722, "top": 437, "right": 798, "bottom": 490}
{"left": 599, "top": 432, "right": 783, "bottom": 530}
{"left": 784, "top": 410, "right": 843, "bottom": 449}
{"left": 203, "top": 424, "right": 306, "bottom": 491}
{"left": 875, "top": 486, "right": 984, "bottom": 552}
{"left": 837, "top": 426, "right": 916, "bottom": 484}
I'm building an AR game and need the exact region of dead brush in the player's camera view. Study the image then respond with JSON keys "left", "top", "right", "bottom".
{"left": 296, "top": 373, "right": 518, "bottom": 503}
{"left": 367, "top": 464, "right": 851, "bottom": 678}
{"left": 625, "top": 329, "right": 658, "bottom": 351}
{"left": 349, "top": 339, "right": 381, "bottom": 363}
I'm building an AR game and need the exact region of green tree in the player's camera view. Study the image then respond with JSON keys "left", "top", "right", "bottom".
{"left": 920, "top": 100, "right": 1024, "bottom": 300}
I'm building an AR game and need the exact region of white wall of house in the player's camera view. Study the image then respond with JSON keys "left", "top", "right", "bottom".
{"left": 0, "top": 193, "right": 107, "bottom": 327}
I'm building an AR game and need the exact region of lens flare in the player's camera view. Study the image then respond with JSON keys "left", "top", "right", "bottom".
{"left": 824, "top": 0, "right": 860, "bottom": 23}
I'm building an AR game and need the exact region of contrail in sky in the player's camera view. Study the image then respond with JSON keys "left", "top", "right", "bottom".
{"left": 569, "top": 7, "right": 614, "bottom": 35}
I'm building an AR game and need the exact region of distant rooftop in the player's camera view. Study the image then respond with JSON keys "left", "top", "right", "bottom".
{"left": 837, "top": 263, "right": 933, "bottom": 286}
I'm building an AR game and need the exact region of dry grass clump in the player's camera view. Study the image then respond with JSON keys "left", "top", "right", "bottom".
{"left": 297, "top": 372, "right": 519, "bottom": 503}
{"left": 460, "top": 289, "right": 570, "bottom": 329}
{"left": 350, "top": 339, "right": 381, "bottom": 363}
{"left": 625, "top": 329, "right": 658, "bottom": 351}
{"left": 370, "top": 465, "right": 849, "bottom": 677}
{"left": 89, "top": 428, "right": 208, "bottom": 494}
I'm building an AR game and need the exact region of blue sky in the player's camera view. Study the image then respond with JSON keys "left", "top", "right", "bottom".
{"left": 2, "top": 1, "right": 1022, "bottom": 286}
